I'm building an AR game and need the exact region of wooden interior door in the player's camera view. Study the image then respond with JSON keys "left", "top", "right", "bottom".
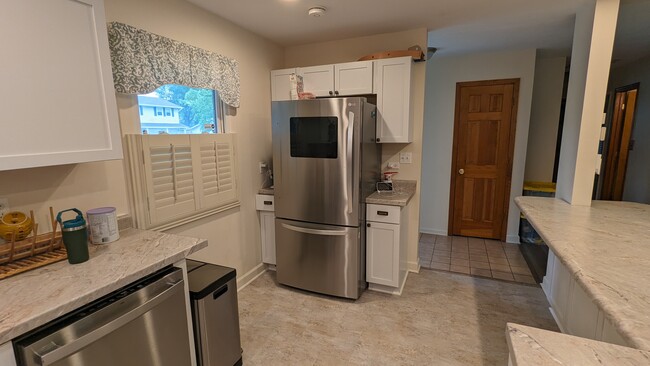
{"left": 449, "top": 79, "right": 519, "bottom": 240}
{"left": 601, "top": 84, "right": 639, "bottom": 201}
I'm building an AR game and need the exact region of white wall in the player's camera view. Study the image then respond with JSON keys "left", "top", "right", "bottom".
{"left": 284, "top": 28, "right": 428, "bottom": 271}
{"left": 608, "top": 54, "right": 650, "bottom": 204}
{"left": 556, "top": 0, "right": 619, "bottom": 205}
{"left": 419, "top": 48, "right": 537, "bottom": 243}
{"left": 0, "top": 0, "right": 284, "bottom": 280}
{"left": 524, "top": 56, "right": 566, "bottom": 182}
{"left": 104, "top": 0, "right": 284, "bottom": 278}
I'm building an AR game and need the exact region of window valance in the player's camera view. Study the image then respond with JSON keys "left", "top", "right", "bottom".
{"left": 107, "top": 22, "right": 240, "bottom": 108}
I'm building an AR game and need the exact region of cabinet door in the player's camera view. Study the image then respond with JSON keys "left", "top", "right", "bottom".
{"left": 549, "top": 257, "right": 572, "bottom": 331}
{"left": 566, "top": 281, "right": 600, "bottom": 339}
{"left": 0, "top": 342, "right": 17, "bottom": 366}
{"left": 599, "top": 316, "right": 628, "bottom": 347}
{"left": 335, "top": 61, "right": 373, "bottom": 96}
{"left": 0, "top": 0, "right": 122, "bottom": 171}
{"left": 260, "top": 211, "right": 276, "bottom": 265}
{"left": 366, "top": 221, "right": 400, "bottom": 287}
{"left": 271, "top": 68, "right": 296, "bottom": 101}
{"left": 299, "top": 65, "right": 334, "bottom": 97}
{"left": 373, "top": 57, "right": 412, "bottom": 143}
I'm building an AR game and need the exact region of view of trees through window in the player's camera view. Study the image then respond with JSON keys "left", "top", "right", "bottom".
{"left": 137, "top": 84, "right": 220, "bottom": 135}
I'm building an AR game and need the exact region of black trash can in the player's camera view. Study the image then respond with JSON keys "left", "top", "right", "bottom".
{"left": 187, "top": 260, "right": 242, "bottom": 366}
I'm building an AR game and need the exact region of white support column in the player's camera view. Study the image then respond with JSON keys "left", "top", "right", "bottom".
{"left": 556, "top": 0, "right": 620, "bottom": 205}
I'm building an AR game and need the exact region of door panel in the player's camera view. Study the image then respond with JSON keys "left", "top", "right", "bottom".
{"left": 272, "top": 99, "right": 361, "bottom": 227}
{"left": 275, "top": 218, "right": 361, "bottom": 299}
{"left": 450, "top": 80, "right": 518, "bottom": 240}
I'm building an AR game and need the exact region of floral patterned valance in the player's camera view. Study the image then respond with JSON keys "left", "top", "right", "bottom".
{"left": 107, "top": 22, "right": 240, "bottom": 107}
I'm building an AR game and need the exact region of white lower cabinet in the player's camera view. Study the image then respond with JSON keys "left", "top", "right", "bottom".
{"left": 0, "top": 342, "right": 16, "bottom": 366}
{"left": 256, "top": 194, "right": 276, "bottom": 265}
{"left": 366, "top": 203, "right": 409, "bottom": 295}
{"left": 542, "top": 248, "right": 628, "bottom": 347}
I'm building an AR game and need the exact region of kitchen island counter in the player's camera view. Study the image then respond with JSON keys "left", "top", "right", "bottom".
{"left": 515, "top": 197, "right": 650, "bottom": 350}
{"left": 0, "top": 228, "right": 207, "bottom": 344}
{"left": 506, "top": 323, "right": 650, "bottom": 365}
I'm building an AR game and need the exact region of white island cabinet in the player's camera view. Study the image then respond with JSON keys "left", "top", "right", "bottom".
{"left": 0, "top": 0, "right": 122, "bottom": 171}
{"left": 0, "top": 342, "right": 16, "bottom": 366}
{"left": 366, "top": 203, "right": 409, "bottom": 295}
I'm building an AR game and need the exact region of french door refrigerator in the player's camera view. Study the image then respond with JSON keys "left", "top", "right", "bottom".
{"left": 272, "top": 97, "right": 380, "bottom": 299}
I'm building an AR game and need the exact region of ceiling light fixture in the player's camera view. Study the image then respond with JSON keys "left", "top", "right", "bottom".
{"left": 308, "top": 6, "right": 326, "bottom": 17}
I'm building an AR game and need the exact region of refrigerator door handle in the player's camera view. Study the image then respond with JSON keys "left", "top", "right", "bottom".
{"left": 281, "top": 223, "right": 348, "bottom": 236}
{"left": 346, "top": 110, "right": 354, "bottom": 214}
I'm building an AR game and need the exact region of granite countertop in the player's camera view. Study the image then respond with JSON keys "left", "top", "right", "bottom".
{"left": 0, "top": 228, "right": 207, "bottom": 344}
{"left": 506, "top": 323, "right": 650, "bottom": 365}
{"left": 258, "top": 187, "right": 274, "bottom": 195}
{"left": 515, "top": 197, "right": 650, "bottom": 350}
{"left": 365, "top": 180, "right": 417, "bottom": 207}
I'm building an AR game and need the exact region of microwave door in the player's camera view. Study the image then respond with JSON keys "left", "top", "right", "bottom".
{"left": 273, "top": 98, "right": 361, "bottom": 227}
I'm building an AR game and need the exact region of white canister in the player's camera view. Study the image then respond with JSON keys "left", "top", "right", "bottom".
{"left": 86, "top": 207, "right": 120, "bottom": 244}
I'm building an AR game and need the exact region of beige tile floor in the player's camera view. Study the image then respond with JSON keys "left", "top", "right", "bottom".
{"left": 418, "top": 234, "right": 537, "bottom": 285}
{"left": 238, "top": 270, "right": 558, "bottom": 365}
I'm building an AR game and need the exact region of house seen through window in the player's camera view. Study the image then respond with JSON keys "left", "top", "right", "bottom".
{"left": 137, "top": 84, "right": 223, "bottom": 135}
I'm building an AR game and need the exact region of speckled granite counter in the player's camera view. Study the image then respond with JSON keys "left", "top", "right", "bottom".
{"left": 515, "top": 197, "right": 650, "bottom": 350}
{"left": 258, "top": 187, "right": 274, "bottom": 195}
{"left": 507, "top": 323, "right": 650, "bottom": 365}
{"left": 365, "top": 180, "right": 417, "bottom": 207}
{"left": 0, "top": 228, "right": 207, "bottom": 344}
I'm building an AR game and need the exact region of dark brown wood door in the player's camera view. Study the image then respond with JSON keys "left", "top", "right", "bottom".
{"left": 601, "top": 85, "right": 639, "bottom": 201}
{"left": 449, "top": 79, "right": 519, "bottom": 240}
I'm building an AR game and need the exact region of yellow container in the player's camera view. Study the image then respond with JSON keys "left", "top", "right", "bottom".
{"left": 0, "top": 212, "right": 34, "bottom": 241}
{"left": 523, "top": 181, "right": 556, "bottom": 197}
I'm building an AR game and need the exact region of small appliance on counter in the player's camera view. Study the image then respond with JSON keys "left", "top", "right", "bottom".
{"left": 376, "top": 171, "right": 398, "bottom": 192}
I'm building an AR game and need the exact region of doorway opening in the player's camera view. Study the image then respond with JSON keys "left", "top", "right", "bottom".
{"left": 600, "top": 83, "right": 640, "bottom": 201}
{"left": 447, "top": 79, "right": 520, "bottom": 241}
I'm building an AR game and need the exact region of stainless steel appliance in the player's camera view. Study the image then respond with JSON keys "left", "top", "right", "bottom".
{"left": 15, "top": 267, "right": 192, "bottom": 366}
{"left": 272, "top": 97, "right": 380, "bottom": 299}
{"left": 187, "top": 260, "right": 242, "bottom": 366}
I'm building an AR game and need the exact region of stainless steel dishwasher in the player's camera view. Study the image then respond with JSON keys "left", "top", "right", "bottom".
{"left": 15, "top": 266, "right": 193, "bottom": 366}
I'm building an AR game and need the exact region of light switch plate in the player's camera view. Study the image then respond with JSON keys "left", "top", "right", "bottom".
{"left": 399, "top": 152, "right": 412, "bottom": 164}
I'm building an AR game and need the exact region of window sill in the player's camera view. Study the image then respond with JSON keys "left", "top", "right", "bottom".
{"left": 151, "top": 201, "right": 241, "bottom": 232}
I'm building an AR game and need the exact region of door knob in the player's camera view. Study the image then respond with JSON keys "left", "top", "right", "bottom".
{"left": 458, "top": 168, "right": 465, "bottom": 175}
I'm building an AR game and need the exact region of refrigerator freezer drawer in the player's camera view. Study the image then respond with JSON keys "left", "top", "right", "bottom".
{"left": 275, "top": 218, "right": 364, "bottom": 299}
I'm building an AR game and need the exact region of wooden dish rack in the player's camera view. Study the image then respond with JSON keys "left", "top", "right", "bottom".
{"left": 0, "top": 207, "right": 67, "bottom": 280}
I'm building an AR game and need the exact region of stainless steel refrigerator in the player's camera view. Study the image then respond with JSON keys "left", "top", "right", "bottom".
{"left": 272, "top": 97, "right": 380, "bottom": 299}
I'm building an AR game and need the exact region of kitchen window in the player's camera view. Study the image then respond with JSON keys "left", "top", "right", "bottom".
{"left": 137, "top": 84, "right": 225, "bottom": 135}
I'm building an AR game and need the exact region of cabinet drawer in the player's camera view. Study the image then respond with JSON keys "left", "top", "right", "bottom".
{"left": 367, "top": 204, "right": 400, "bottom": 224}
{"left": 256, "top": 194, "right": 275, "bottom": 211}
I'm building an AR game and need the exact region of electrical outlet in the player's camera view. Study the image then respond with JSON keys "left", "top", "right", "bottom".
{"left": 0, "top": 198, "right": 9, "bottom": 217}
{"left": 387, "top": 162, "right": 400, "bottom": 169}
{"left": 259, "top": 162, "right": 267, "bottom": 174}
{"left": 399, "top": 152, "right": 412, "bottom": 164}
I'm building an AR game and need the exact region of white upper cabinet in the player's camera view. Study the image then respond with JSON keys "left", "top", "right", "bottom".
{"left": 270, "top": 68, "right": 297, "bottom": 101}
{"left": 0, "top": 0, "right": 123, "bottom": 171}
{"left": 373, "top": 56, "right": 413, "bottom": 143}
{"left": 334, "top": 61, "right": 373, "bottom": 96}
{"left": 298, "top": 64, "right": 335, "bottom": 97}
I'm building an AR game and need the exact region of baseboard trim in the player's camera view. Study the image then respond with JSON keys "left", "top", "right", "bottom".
{"left": 506, "top": 235, "right": 521, "bottom": 244}
{"left": 368, "top": 272, "right": 409, "bottom": 296}
{"left": 420, "top": 228, "right": 448, "bottom": 236}
{"left": 408, "top": 261, "right": 421, "bottom": 273}
{"left": 237, "top": 263, "right": 267, "bottom": 292}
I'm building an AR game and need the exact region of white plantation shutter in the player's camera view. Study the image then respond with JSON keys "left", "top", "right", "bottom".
{"left": 142, "top": 135, "right": 198, "bottom": 224}
{"left": 128, "top": 133, "right": 239, "bottom": 229}
{"left": 192, "top": 134, "right": 238, "bottom": 208}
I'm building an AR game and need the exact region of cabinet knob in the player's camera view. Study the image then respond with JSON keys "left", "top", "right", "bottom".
{"left": 367, "top": 223, "right": 371, "bottom": 227}
{"left": 329, "top": 91, "right": 334, "bottom": 96}
{"left": 376, "top": 138, "right": 381, "bottom": 142}
{"left": 334, "top": 90, "right": 339, "bottom": 95}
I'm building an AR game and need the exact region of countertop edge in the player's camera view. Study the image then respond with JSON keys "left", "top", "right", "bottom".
{"left": 514, "top": 197, "right": 645, "bottom": 350}
{"left": 0, "top": 232, "right": 208, "bottom": 345}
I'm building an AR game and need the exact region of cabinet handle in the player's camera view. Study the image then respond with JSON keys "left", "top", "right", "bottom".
{"left": 329, "top": 91, "right": 334, "bottom": 96}
{"left": 264, "top": 201, "right": 273, "bottom": 205}
{"left": 377, "top": 211, "right": 389, "bottom": 216}
{"left": 367, "top": 223, "right": 371, "bottom": 228}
